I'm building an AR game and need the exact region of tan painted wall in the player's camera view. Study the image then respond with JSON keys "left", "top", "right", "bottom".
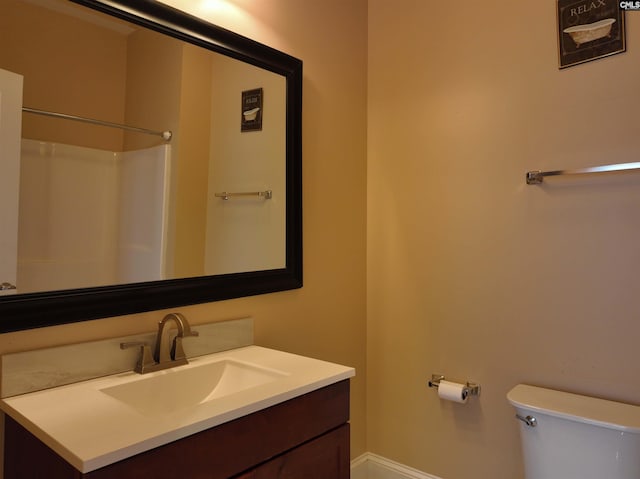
{"left": 0, "top": 0, "right": 127, "bottom": 151}
{"left": 1, "top": 0, "right": 368, "bottom": 467}
{"left": 172, "top": 44, "right": 213, "bottom": 278}
{"left": 368, "top": 1, "right": 640, "bottom": 478}
{"left": 122, "top": 28, "right": 183, "bottom": 153}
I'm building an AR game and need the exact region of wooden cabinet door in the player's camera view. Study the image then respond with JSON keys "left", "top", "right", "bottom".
{"left": 235, "top": 424, "right": 350, "bottom": 479}
{"left": 3, "top": 416, "right": 83, "bottom": 479}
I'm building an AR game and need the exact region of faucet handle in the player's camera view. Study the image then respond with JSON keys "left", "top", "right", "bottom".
{"left": 120, "top": 341, "right": 155, "bottom": 374}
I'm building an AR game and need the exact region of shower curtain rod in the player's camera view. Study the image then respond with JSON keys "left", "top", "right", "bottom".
{"left": 22, "top": 107, "right": 172, "bottom": 141}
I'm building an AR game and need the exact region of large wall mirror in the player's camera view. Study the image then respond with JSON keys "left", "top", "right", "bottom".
{"left": 0, "top": 0, "right": 302, "bottom": 333}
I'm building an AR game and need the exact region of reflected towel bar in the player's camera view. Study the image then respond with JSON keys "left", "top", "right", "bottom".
{"left": 215, "top": 190, "right": 272, "bottom": 200}
{"left": 22, "top": 107, "right": 172, "bottom": 141}
{"left": 526, "top": 162, "right": 640, "bottom": 184}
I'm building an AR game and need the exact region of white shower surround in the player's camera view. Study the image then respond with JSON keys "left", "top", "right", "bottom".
{"left": 17, "top": 139, "right": 169, "bottom": 293}
{"left": 117, "top": 144, "right": 171, "bottom": 284}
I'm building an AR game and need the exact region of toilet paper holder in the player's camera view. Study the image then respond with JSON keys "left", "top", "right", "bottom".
{"left": 428, "top": 374, "right": 481, "bottom": 397}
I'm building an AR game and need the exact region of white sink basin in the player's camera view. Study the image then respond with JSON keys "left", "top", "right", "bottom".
{"left": 0, "top": 346, "right": 354, "bottom": 473}
{"left": 100, "top": 359, "right": 287, "bottom": 415}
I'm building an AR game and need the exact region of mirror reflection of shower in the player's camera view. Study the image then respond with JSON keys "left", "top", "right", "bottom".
{"left": 18, "top": 139, "right": 171, "bottom": 294}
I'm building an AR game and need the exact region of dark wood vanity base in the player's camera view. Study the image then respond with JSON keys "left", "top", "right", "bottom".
{"left": 4, "top": 380, "right": 350, "bottom": 479}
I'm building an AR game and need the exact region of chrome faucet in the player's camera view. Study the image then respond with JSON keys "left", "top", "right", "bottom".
{"left": 121, "top": 313, "right": 199, "bottom": 374}
{"left": 155, "top": 312, "right": 198, "bottom": 366}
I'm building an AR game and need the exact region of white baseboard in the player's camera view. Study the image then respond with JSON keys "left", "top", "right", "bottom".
{"left": 351, "top": 453, "right": 442, "bottom": 479}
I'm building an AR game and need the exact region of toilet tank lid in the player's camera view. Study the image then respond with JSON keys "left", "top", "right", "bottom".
{"left": 507, "top": 384, "right": 640, "bottom": 433}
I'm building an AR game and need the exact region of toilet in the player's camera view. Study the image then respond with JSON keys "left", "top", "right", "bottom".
{"left": 507, "top": 384, "right": 640, "bottom": 479}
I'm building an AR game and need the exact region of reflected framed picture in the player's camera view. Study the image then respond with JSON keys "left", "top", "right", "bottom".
{"left": 557, "top": 0, "right": 625, "bottom": 69}
{"left": 241, "top": 88, "right": 263, "bottom": 132}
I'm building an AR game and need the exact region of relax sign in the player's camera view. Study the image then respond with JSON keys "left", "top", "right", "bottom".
{"left": 557, "top": 0, "right": 626, "bottom": 68}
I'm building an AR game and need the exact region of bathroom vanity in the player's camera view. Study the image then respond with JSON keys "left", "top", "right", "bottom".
{"left": 4, "top": 381, "right": 349, "bottom": 478}
{"left": 1, "top": 345, "right": 354, "bottom": 478}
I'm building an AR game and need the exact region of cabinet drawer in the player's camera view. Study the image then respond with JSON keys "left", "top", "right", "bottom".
{"left": 234, "top": 424, "right": 350, "bottom": 479}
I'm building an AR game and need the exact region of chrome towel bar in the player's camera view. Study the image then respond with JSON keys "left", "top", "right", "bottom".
{"left": 526, "top": 162, "right": 640, "bottom": 184}
{"left": 214, "top": 190, "right": 272, "bottom": 200}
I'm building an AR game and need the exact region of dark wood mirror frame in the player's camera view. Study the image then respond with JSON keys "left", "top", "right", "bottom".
{"left": 0, "top": 0, "right": 302, "bottom": 333}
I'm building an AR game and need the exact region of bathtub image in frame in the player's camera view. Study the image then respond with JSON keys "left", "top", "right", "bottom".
{"left": 241, "top": 88, "right": 263, "bottom": 132}
{"left": 557, "top": 0, "right": 625, "bottom": 69}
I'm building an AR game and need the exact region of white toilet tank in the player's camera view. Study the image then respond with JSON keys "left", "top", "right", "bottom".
{"left": 507, "top": 384, "right": 640, "bottom": 479}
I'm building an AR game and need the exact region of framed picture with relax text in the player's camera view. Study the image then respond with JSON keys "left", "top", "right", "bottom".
{"left": 557, "top": 0, "right": 625, "bottom": 69}
{"left": 241, "top": 88, "right": 263, "bottom": 132}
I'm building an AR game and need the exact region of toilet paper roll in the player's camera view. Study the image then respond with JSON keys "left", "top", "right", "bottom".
{"left": 438, "top": 380, "right": 468, "bottom": 404}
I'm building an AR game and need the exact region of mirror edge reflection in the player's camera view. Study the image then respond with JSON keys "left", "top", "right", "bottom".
{"left": 0, "top": 0, "right": 302, "bottom": 334}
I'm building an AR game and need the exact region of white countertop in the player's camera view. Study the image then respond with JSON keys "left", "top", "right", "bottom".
{"left": 0, "top": 346, "right": 355, "bottom": 473}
